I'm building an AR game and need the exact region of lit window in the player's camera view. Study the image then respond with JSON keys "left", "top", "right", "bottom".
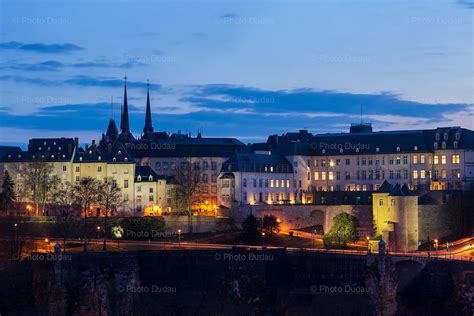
{"left": 413, "top": 170, "right": 418, "bottom": 179}
{"left": 328, "top": 172, "right": 334, "bottom": 180}
{"left": 379, "top": 199, "right": 383, "bottom": 206}
{"left": 451, "top": 155, "right": 460, "bottom": 164}
{"left": 270, "top": 180, "right": 274, "bottom": 188}
{"left": 314, "top": 171, "right": 319, "bottom": 180}
{"left": 321, "top": 172, "right": 326, "bottom": 181}
{"left": 434, "top": 156, "right": 439, "bottom": 165}
{"left": 420, "top": 170, "right": 426, "bottom": 179}
{"left": 441, "top": 155, "right": 447, "bottom": 164}
{"left": 412, "top": 155, "right": 418, "bottom": 164}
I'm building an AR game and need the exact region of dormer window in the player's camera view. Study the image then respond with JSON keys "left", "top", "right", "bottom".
{"left": 62, "top": 154, "right": 66, "bottom": 158}
{"left": 376, "top": 147, "right": 380, "bottom": 152}
{"left": 38, "top": 147, "right": 42, "bottom": 151}
{"left": 58, "top": 147, "right": 61, "bottom": 151}
{"left": 455, "top": 132, "right": 460, "bottom": 140}
{"left": 41, "top": 155, "right": 44, "bottom": 158}
{"left": 453, "top": 141, "right": 458, "bottom": 149}
{"left": 355, "top": 148, "right": 359, "bottom": 153}
{"left": 51, "top": 155, "right": 55, "bottom": 158}
{"left": 396, "top": 147, "right": 400, "bottom": 152}
{"left": 443, "top": 133, "right": 448, "bottom": 140}
{"left": 47, "top": 147, "right": 51, "bottom": 151}
{"left": 18, "top": 154, "right": 21, "bottom": 158}
{"left": 98, "top": 156, "right": 102, "bottom": 161}
{"left": 339, "top": 148, "right": 343, "bottom": 153}
{"left": 149, "top": 175, "right": 153, "bottom": 181}
{"left": 434, "top": 142, "right": 438, "bottom": 149}
{"left": 435, "top": 133, "right": 440, "bottom": 141}
{"left": 113, "top": 157, "right": 117, "bottom": 162}
{"left": 124, "top": 157, "right": 128, "bottom": 162}
{"left": 322, "top": 149, "right": 326, "bottom": 154}
{"left": 79, "top": 157, "right": 83, "bottom": 161}
{"left": 118, "top": 150, "right": 122, "bottom": 155}
{"left": 442, "top": 142, "right": 446, "bottom": 149}
{"left": 53, "top": 142, "right": 56, "bottom": 145}
{"left": 137, "top": 175, "right": 142, "bottom": 182}
{"left": 43, "top": 141, "right": 46, "bottom": 145}
{"left": 7, "top": 154, "right": 11, "bottom": 158}
{"left": 414, "top": 146, "right": 418, "bottom": 151}
{"left": 89, "top": 150, "right": 92, "bottom": 154}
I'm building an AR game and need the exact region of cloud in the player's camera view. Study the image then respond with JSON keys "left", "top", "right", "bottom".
{"left": 1, "top": 59, "right": 145, "bottom": 72}
{"left": 457, "top": 0, "right": 474, "bottom": 9}
{"left": 0, "top": 75, "right": 163, "bottom": 90}
{"left": 220, "top": 13, "right": 238, "bottom": 19}
{"left": 0, "top": 41, "right": 84, "bottom": 53}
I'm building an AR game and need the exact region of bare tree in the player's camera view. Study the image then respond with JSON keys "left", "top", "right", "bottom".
{"left": 169, "top": 159, "right": 204, "bottom": 233}
{"left": 74, "top": 177, "right": 99, "bottom": 252}
{"left": 53, "top": 182, "right": 78, "bottom": 252}
{"left": 97, "top": 177, "right": 123, "bottom": 251}
{"left": 21, "top": 160, "right": 59, "bottom": 216}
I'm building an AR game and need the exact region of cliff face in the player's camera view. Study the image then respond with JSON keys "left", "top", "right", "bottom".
{"left": 0, "top": 251, "right": 473, "bottom": 315}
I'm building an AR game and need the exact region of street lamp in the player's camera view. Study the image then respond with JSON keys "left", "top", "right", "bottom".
{"left": 96, "top": 226, "right": 101, "bottom": 245}
{"left": 366, "top": 236, "right": 370, "bottom": 254}
{"left": 45, "top": 238, "right": 50, "bottom": 252}
{"left": 177, "top": 229, "right": 182, "bottom": 244}
{"left": 434, "top": 239, "right": 439, "bottom": 251}
{"left": 261, "top": 232, "right": 266, "bottom": 247}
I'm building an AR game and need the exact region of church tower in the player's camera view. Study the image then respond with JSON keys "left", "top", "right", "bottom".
{"left": 143, "top": 80, "right": 154, "bottom": 135}
{"left": 118, "top": 76, "right": 135, "bottom": 142}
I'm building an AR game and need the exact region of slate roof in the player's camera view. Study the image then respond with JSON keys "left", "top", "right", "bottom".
{"left": 263, "top": 126, "right": 474, "bottom": 156}
{"left": 135, "top": 165, "right": 160, "bottom": 182}
{"left": 221, "top": 152, "right": 293, "bottom": 173}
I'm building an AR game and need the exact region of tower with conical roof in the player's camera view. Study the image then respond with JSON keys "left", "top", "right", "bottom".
{"left": 143, "top": 80, "right": 154, "bottom": 135}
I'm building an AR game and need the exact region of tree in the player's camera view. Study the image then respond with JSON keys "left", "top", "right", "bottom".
{"left": 262, "top": 215, "right": 280, "bottom": 236}
{"left": 74, "top": 177, "right": 99, "bottom": 252}
{"left": 169, "top": 159, "right": 204, "bottom": 234}
{"left": 21, "top": 160, "right": 58, "bottom": 216}
{"left": 242, "top": 214, "right": 260, "bottom": 243}
{"left": 97, "top": 177, "right": 123, "bottom": 251}
{"left": 0, "top": 171, "right": 15, "bottom": 214}
{"left": 53, "top": 182, "right": 78, "bottom": 252}
{"left": 323, "top": 212, "right": 358, "bottom": 249}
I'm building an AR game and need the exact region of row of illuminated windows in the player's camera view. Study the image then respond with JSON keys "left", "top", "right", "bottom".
{"left": 73, "top": 165, "right": 130, "bottom": 174}
{"left": 433, "top": 155, "right": 460, "bottom": 165}
{"left": 242, "top": 178, "right": 291, "bottom": 188}
{"left": 243, "top": 191, "right": 290, "bottom": 202}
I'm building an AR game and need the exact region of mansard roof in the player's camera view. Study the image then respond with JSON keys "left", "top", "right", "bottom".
{"left": 135, "top": 165, "right": 159, "bottom": 182}
{"left": 265, "top": 126, "right": 474, "bottom": 156}
{"left": 221, "top": 152, "right": 293, "bottom": 173}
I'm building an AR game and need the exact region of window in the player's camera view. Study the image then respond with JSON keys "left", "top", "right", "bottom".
{"left": 63, "top": 165, "right": 67, "bottom": 171}
{"left": 379, "top": 199, "right": 384, "bottom": 206}
{"left": 403, "top": 156, "right": 408, "bottom": 164}
{"left": 345, "top": 159, "right": 350, "bottom": 165}
{"left": 75, "top": 166, "right": 80, "bottom": 172}
{"left": 203, "top": 161, "right": 209, "bottom": 170}
{"left": 314, "top": 172, "right": 319, "bottom": 180}
{"left": 434, "top": 156, "right": 439, "bottom": 165}
{"left": 441, "top": 169, "right": 447, "bottom": 179}
{"left": 124, "top": 194, "right": 129, "bottom": 201}
{"left": 321, "top": 172, "right": 326, "bottom": 181}
{"left": 155, "top": 162, "right": 161, "bottom": 170}
{"left": 434, "top": 142, "right": 438, "bottom": 150}
{"left": 259, "top": 179, "right": 263, "bottom": 187}
{"left": 396, "top": 170, "right": 401, "bottom": 179}
{"left": 170, "top": 162, "right": 176, "bottom": 170}
{"left": 137, "top": 186, "right": 142, "bottom": 192}
{"left": 452, "top": 169, "right": 461, "bottom": 179}
{"left": 211, "top": 174, "right": 217, "bottom": 182}
{"left": 124, "top": 180, "right": 129, "bottom": 188}
{"left": 243, "top": 192, "right": 247, "bottom": 201}
{"left": 328, "top": 172, "right": 334, "bottom": 180}
{"left": 149, "top": 196, "right": 154, "bottom": 202}
{"left": 253, "top": 179, "right": 257, "bottom": 188}
{"left": 420, "top": 170, "right": 426, "bottom": 179}
{"left": 389, "top": 170, "right": 394, "bottom": 179}
{"left": 441, "top": 155, "right": 447, "bottom": 164}
{"left": 163, "top": 162, "right": 169, "bottom": 170}
{"left": 202, "top": 174, "right": 208, "bottom": 182}
{"left": 413, "top": 170, "right": 418, "bottom": 179}
{"left": 98, "top": 166, "right": 102, "bottom": 172}
{"left": 336, "top": 171, "right": 340, "bottom": 180}
{"left": 442, "top": 142, "right": 446, "bottom": 149}
{"left": 420, "top": 155, "right": 425, "bottom": 164}
{"left": 404, "top": 170, "right": 408, "bottom": 179}
{"left": 276, "top": 180, "right": 280, "bottom": 188}
{"left": 314, "top": 159, "right": 319, "bottom": 167}
{"left": 391, "top": 199, "right": 396, "bottom": 206}
{"left": 396, "top": 156, "right": 401, "bottom": 165}
{"left": 345, "top": 172, "right": 350, "bottom": 180}
{"left": 270, "top": 179, "right": 274, "bottom": 188}
{"left": 389, "top": 157, "right": 394, "bottom": 165}
{"left": 321, "top": 160, "right": 326, "bottom": 167}
{"left": 265, "top": 179, "right": 269, "bottom": 187}
{"left": 452, "top": 155, "right": 460, "bottom": 164}
{"left": 412, "top": 155, "right": 418, "bottom": 164}
{"left": 211, "top": 161, "right": 217, "bottom": 170}
{"left": 75, "top": 176, "right": 79, "bottom": 181}
{"left": 453, "top": 141, "right": 458, "bottom": 149}
{"left": 286, "top": 180, "right": 290, "bottom": 188}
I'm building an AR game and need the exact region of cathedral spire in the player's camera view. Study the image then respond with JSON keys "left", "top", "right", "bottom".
{"left": 143, "top": 80, "right": 154, "bottom": 134}
{"left": 120, "top": 76, "right": 130, "bottom": 134}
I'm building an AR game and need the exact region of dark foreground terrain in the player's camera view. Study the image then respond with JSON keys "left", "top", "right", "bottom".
{"left": 0, "top": 250, "right": 473, "bottom": 315}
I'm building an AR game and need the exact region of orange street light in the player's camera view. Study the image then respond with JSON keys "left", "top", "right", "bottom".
{"left": 97, "top": 226, "right": 101, "bottom": 231}
{"left": 276, "top": 218, "right": 281, "bottom": 223}
{"left": 366, "top": 236, "right": 370, "bottom": 241}
{"left": 261, "top": 232, "right": 265, "bottom": 237}
{"left": 44, "top": 238, "right": 49, "bottom": 243}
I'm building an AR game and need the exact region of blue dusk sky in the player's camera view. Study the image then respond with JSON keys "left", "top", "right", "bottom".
{"left": 0, "top": 0, "right": 473, "bottom": 146}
